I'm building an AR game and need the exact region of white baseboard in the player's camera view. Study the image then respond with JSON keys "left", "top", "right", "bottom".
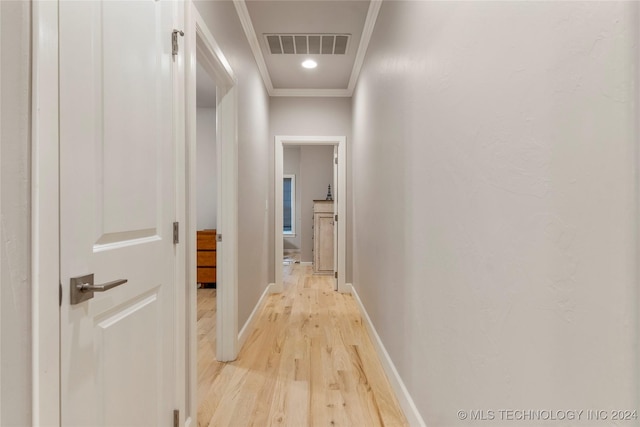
{"left": 348, "top": 283, "right": 427, "bottom": 427}
{"left": 299, "top": 261, "right": 312, "bottom": 266}
{"left": 238, "top": 283, "right": 274, "bottom": 349}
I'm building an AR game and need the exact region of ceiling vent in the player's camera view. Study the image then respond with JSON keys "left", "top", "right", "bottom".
{"left": 265, "top": 34, "right": 350, "bottom": 55}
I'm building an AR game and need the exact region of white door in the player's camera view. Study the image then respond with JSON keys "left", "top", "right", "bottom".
{"left": 59, "top": 1, "right": 180, "bottom": 425}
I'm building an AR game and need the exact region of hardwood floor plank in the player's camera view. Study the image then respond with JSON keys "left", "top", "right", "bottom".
{"left": 197, "top": 264, "right": 408, "bottom": 426}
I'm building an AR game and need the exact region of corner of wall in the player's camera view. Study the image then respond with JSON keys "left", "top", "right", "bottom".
{"left": 238, "top": 283, "right": 273, "bottom": 349}
{"left": 350, "top": 285, "right": 426, "bottom": 427}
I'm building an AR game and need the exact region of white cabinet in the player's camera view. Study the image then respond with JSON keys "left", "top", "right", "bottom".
{"left": 313, "top": 200, "right": 334, "bottom": 274}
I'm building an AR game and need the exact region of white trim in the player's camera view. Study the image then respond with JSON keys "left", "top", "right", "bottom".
{"left": 283, "top": 174, "right": 296, "bottom": 236}
{"left": 216, "top": 87, "right": 239, "bottom": 360}
{"left": 185, "top": 3, "right": 240, "bottom": 424}
{"left": 232, "top": 0, "right": 274, "bottom": 94}
{"left": 233, "top": 0, "right": 380, "bottom": 97}
{"left": 271, "top": 88, "right": 351, "bottom": 98}
{"left": 195, "top": 9, "right": 236, "bottom": 90}
{"left": 275, "top": 136, "right": 347, "bottom": 293}
{"left": 347, "top": 0, "right": 382, "bottom": 94}
{"left": 299, "top": 262, "right": 313, "bottom": 267}
{"left": 184, "top": 5, "right": 198, "bottom": 424}
{"left": 0, "top": 0, "right": 2, "bottom": 416}
{"left": 238, "top": 283, "right": 275, "bottom": 348}
{"left": 0, "top": 2, "right": 2, "bottom": 419}
{"left": 348, "top": 284, "right": 427, "bottom": 427}
{"left": 173, "top": 1, "right": 187, "bottom": 425}
{"left": 31, "top": 1, "right": 60, "bottom": 425}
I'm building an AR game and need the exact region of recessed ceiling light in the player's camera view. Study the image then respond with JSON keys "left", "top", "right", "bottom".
{"left": 301, "top": 59, "right": 317, "bottom": 69}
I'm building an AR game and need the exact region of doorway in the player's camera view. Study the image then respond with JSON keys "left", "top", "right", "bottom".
{"left": 194, "top": 48, "right": 218, "bottom": 421}
{"left": 282, "top": 145, "right": 336, "bottom": 282}
{"left": 274, "top": 136, "right": 347, "bottom": 293}
{"left": 184, "top": 4, "right": 239, "bottom": 424}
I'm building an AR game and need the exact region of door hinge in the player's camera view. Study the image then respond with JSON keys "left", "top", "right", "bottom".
{"left": 217, "top": 234, "right": 223, "bottom": 242}
{"left": 334, "top": 214, "right": 338, "bottom": 222}
{"left": 173, "top": 222, "right": 179, "bottom": 244}
{"left": 172, "top": 29, "right": 184, "bottom": 58}
{"left": 334, "top": 157, "right": 338, "bottom": 164}
{"left": 59, "top": 282, "right": 62, "bottom": 306}
{"left": 173, "top": 409, "right": 179, "bottom": 427}
{"left": 335, "top": 271, "right": 338, "bottom": 279}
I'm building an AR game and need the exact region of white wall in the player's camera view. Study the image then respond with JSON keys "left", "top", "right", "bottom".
{"left": 269, "top": 97, "right": 352, "bottom": 279}
{"left": 196, "top": 107, "right": 217, "bottom": 230}
{"left": 299, "top": 146, "right": 334, "bottom": 262}
{"left": 0, "top": 1, "right": 31, "bottom": 425}
{"left": 195, "top": 1, "right": 271, "bottom": 327}
{"left": 283, "top": 146, "right": 301, "bottom": 250}
{"left": 352, "top": 2, "right": 639, "bottom": 425}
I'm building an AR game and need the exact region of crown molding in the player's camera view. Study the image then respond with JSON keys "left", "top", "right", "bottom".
{"left": 234, "top": 0, "right": 381, "bottom": 97}
{"left": 233, "top": 0, "right": 274, "bottom": 94}
{"left": 271, "top": 88, "right": 352, "bottom": 97}
{"left": 347, "top": 0, "right": 382, "bottom": 93}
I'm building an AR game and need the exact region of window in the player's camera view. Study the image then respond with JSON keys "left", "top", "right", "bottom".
{"left": 283, "top": 175, "right": 296, "bottom": 235}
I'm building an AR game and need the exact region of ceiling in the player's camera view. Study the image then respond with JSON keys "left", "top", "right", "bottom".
{"left": 238, "top": 0, "right": 381, "bottom": 97}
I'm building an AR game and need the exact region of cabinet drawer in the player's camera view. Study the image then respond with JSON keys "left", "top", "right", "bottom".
{"left": 313, "top": 201, "right": 334, "bottom": 213}
{"left": 197, "top": 267, "right": 216, "bottom": 283}
{"left": 197, "top": 251, "right": 216, "bottom": 267}
{"left": 197, "top": 232, "right": 217, "bottom": 250}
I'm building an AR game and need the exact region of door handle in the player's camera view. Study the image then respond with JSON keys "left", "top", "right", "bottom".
{"left": 70, "top": 274, "right": 128, "bottom": 305}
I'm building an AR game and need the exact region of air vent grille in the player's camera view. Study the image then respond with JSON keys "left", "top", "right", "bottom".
{"left": 265, "top": 34, "right": 350, "bottom": 55}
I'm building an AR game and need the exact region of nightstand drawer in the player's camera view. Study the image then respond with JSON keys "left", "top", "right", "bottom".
{"left": 197, "top": 251, "right": 216, "bottom": 267}
{"left": 197, "top": 267, "right": 216, "bottom": 283}
{"left": 197, "top": 232, "right": 216, "bottom": 250}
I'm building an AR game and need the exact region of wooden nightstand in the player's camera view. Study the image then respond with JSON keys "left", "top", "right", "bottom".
{"left": 197, "top": 229, "right": 216, "bottom": 286}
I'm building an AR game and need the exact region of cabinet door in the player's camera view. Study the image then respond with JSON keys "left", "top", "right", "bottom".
{"left": 315, "top": 213, "right": 335, "bottom": 273}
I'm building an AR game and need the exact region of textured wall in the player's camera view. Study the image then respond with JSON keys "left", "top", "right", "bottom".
{"left": 269, "top": 97, "right": 352, "bottom": 280}
{"left": 352, "top": 2, "right": 639, "bottom": 425}
{"left": 195, "top": 1, "right": 271, "bottom": 327}
{"left": 196, "top": 107, "right": 217, "bottom": 230}
{"left": 0, "top": 1, "right": 32, "bottom": 425}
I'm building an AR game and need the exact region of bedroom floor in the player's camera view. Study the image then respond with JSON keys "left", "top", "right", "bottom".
{"left": 197, "top": 263, "right": 407, "bottom": 426}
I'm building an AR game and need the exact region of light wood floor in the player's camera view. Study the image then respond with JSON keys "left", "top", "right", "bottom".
{"left": 197, "top": 263, "right": 408, "bottom": 427}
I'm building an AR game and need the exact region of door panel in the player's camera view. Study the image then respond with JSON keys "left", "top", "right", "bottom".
{"left": 316, "top": 214, "right": 335, "bottom": 272}
{"left": 98, "top": 292, "right": 161, "bottom": 426}
{"left": 60, "top": 1, "right": 178, "bottom": 425}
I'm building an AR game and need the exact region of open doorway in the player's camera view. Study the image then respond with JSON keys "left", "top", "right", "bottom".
{"left": 275, "top": 136, "right": 347, "bottom": 293}
{"left": 184, "top": 5, "right": 239, "bottom": 424}
{"left": 282, "top": 145, "right": 336, "bottom": 281}
{"left": 195, "top": 57, "right": 218, "bottom": 404}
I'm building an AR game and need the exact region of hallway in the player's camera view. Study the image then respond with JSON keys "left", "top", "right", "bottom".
{"left": 4, "top": 1, "right": 639, "bottom": 425}
{"left": 197, "top": 263, "right": 407, "bottom": 426}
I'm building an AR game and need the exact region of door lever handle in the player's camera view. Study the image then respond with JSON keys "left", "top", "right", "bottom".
{"left": 78, "top": 279, "right": 128, "bottom": 293}
{"left": 70, "top": 274, "right": 128, "bottom": 305}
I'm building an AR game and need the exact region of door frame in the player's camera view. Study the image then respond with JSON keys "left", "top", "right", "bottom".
{"left": 183, "top": 2, "right": 239, "bottom": 424}
{"left": 32, "top": 1, "right": 60, "bottom": 424}
{"left": 274, "top": 136, "right": 347, "bottom": 293}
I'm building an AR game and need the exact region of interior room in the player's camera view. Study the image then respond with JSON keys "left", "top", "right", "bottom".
{"left": 282, "top": 145, "right": 334, "bottom": 269}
